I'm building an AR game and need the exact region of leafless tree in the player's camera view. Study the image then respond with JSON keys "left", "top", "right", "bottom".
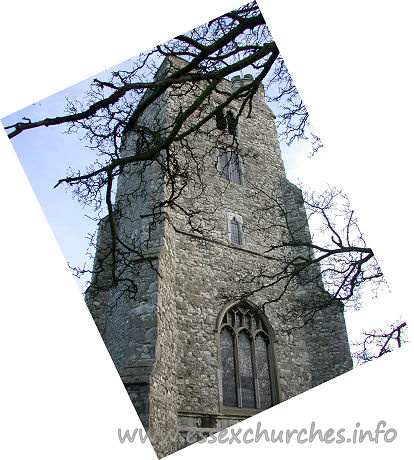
{"left": 352, "top": 321, "right": 407, "bottom": 364}
{"left": 5, "top": 2, "right": 301, "bottom": 283}
{"left": 226, "top": 185, "right": 380, "bottom": 314}
{"left": 224, "top": 182, "right": 407, "bottom": 358}
{"left": 3, "top": 2, "right": 405, "bottom": 358}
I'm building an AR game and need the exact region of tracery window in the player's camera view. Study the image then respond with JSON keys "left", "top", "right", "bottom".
{"left": 218, "top": 148, "right": 242, "bottom": 184}
{"left": 219, "top": 303, "right": 275, "bottom": 410}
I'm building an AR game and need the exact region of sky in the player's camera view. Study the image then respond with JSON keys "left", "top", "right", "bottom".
{"left": 0, "top": 1, "right": 413, "bottom": 459}
{"left": 1, "top": 64, "right": 129, "bottom": 285}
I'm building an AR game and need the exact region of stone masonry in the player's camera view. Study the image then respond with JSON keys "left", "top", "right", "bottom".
{"left": 85, "top": 57, "right": 353, "bottom": 457}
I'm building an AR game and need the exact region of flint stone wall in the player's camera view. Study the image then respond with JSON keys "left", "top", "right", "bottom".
{"left": 86, "top": 57, "right": 352, "bottom": 457}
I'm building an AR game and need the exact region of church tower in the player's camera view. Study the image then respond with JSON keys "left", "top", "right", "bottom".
{"left": 86, "top": 57, "right": 353, "bottom": 457}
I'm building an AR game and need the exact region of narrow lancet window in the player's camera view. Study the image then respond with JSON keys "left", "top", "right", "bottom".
{"left": 230, "top": 218, "right": 242, "bottom": 245}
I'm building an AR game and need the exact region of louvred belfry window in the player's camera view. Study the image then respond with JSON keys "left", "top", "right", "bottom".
{"left": 215, "top": 110, "right": 237, "bottom": 135}
{"left": 220, "top": 303, "right": 275, "bottom": 410}
{"left": 226, "top": 111, "right": 237, "bottom": 136}
{"left": 216, "top": 110, "right": 227, "bottom": 132}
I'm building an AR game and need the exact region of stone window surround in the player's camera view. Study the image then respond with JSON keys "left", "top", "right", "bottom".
{"left": 227, "top": 212, "right": 244, "bottom": 246}
{"left": 215, "top": 300, "right": 281, "bottom": 415}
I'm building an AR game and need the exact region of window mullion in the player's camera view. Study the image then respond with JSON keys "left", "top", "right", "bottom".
{"left": 229, "top": 152, "right": 235, "bottom": 183}
{"left": 267, "top": 338, "right": 277, "bottom": 406}
{"left": 234, "top": 331, "right": 242, "bottom": 407}
{"left": 251, "top": 335, "right": 260, "bottom": 409}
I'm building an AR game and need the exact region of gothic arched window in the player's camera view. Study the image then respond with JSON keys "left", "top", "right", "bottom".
{"left": 230, "top": 217, "right": 242, "bottom": 245}
{"left": 219, "top": 303, "right": 276, "bottom": 410}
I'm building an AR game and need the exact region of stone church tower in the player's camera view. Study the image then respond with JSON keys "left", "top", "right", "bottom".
{"left": 86, "top": 58, "right": 353, "bottom": 457}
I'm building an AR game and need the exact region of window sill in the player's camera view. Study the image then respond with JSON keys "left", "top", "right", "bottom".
{"left": 220, "top": 406, "right": 262, "bottom": 417}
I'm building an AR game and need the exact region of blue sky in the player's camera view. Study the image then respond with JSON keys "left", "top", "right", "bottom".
{"left": 3, "top": 87, "right": 101, "bottom": 285}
